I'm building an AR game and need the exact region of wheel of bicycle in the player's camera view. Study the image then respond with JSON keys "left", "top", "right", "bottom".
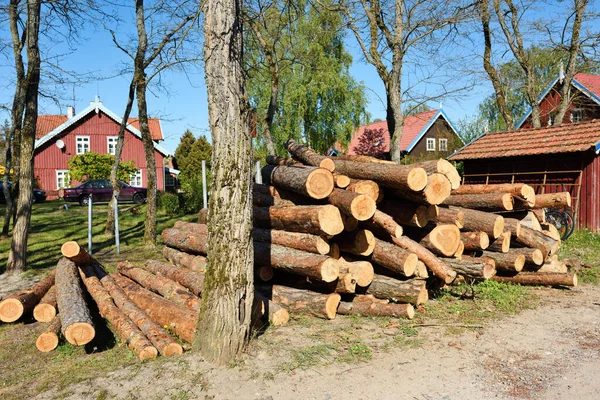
{"left": 545, "top": 210, "right": 569, "bottom": 240}
{"left": 562, "top": 209, "right": 575, "bottom": 240}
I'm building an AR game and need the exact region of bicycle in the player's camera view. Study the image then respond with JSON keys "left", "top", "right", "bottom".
{"left": 544, "top": 207, "right": 575, "bottom": 241}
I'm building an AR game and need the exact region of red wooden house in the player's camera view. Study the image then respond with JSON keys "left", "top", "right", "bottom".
{"left": 34, "top": 97, "right": 178, "bottom": 199}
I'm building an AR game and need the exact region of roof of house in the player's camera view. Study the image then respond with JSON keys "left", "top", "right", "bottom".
{"left": 36, "top": 114, "right": 164, "bottom": 141}
{"left": 449, "top": 118, "right": 600, "bottom": 161}
{"left": 516, "top": 72, "right": 600, "bottom": 129}
{"left": 35, "top": 100, "right": 170, "bottom": 156}
{"left": 347, "top": 109, "right": 459, "bottom": 154}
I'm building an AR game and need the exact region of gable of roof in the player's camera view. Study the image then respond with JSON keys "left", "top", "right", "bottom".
{"left": 35, "top": 101, "right": 170, "bottom": 156}
{"left": 449, "top": 119, "right": 600, "bottom": 161}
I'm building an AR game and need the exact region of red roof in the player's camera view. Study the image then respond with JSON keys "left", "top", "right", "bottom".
{"left": 36, "top": 115, "right": 163, "bottom": 141}
{"left": 449, "top": 119, "right": 600, "bottom": 161}
{"left": 348, "top": 109, "right": 440, "bottom": 154}
{"left": 574, "top": 72, "right": 600, "bottom": 99}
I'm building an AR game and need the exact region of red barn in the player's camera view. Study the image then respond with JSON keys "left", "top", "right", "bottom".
{"left": 34, "top": 98, "right": 177, "bottom": 199}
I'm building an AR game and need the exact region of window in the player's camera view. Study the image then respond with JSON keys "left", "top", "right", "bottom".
{"left": 107, "top": 136, "right": 118, "bottom": 155}
{"left": 439, "top": 138, "right": 448, "bottom": 152}
{"left": 56, "top": 170, "right": 69, "bottom": 189}
{"left": 571, "top": 109, "right": 584, "bottom": 122}
{"left": 165, "top": 174, "right": 175, "bottom": 187}
{"left": 76, "top": 136, "right": 90, "bottom": 154}
{"left": 130, "top": 170, "right": 142, "bottom": 187}
{"left": 426, "top": 138, "right": 435, "bottom": 152}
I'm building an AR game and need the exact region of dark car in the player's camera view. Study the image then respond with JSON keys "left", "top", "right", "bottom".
{"left": 63, "top": 179, "right": 147, "bottom": 206}
{"left": 0, "top": 181, "right": 46, "bottom": 204}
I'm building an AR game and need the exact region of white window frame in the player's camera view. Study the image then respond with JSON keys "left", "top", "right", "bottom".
{"left": 571, "top": 109, "right": 584, "bottom": 122}
{"left": 56, "top": 170, "right": 69, "bottom": 189}
{"left": 426, "top": 138, "right": 436, "bottom": 152}
{"left": 130, "top": 170, "right": 143, "bottom": 187}
{"left": 439, "top": 138, "right": 448, "bottom": 152}
{"left": 76, "top": 136, "right": 90, "bottom": 154}
{"left": 107, "top": 136, "right": 118, "bottom": 155}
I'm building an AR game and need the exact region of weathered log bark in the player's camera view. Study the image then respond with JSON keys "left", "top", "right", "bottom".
{"left": 36, "top": 315, "right": 61, "bottom": 352}
{"left": 370, "top": 238, "right": 418, "bottom": 278}
{"left": 443, "top": 193, "right": 514, "bottom": 211}
{"left": 197, "top": 207, "right": 208, "bottom": 224}
{"left": 488, "top": 231, "right": 511, "bottom": 253}
{"left": 336, "top": 229, "right": 376, "bottom": 256}
{"left": 361, "top": 210, "right": 403, "bottom": 239}
{"left": 437, "top": 207, "right": 464, "bottom": 229}
{"left": 444, "top": 257, "right": 496, "bottom": 280}
{"left": 341, "top": 213, "right": 359, "bottom": 232}
{"left": 379, "top": 201, "right": 430, "bottom": 228}
{"left": 457, "top": 207, "right": 505, "bottom": 239}
{"left": 511, "top": 247, "right": 544, "bottom": 266}
{"left": 405, "top": 224, "right": 461, "bottom": 257}
{"left": 492, "top": 272, "right": 577, "bottom": 287}
{"left": 364, "top": 274, "right": 428, "bottom": 305}
{"left": 173, "top": 221, "right": 208, "bottom": 235}
{"left": 112, "top": 273, "right": 197, "bottom": 343}
{"left": 332, "top": 172, "right": 351, "bottom": 188}
{"left": 481, "top": 250, "right": 525, "bottom": 273}
{"left": 337, "top": 296, "right": 415, "bottom": 319}
{"left": 391, "top": 236, "right": 457, "bottom": 284}
{"left": 284, "top": 139, "right": 336, "bottom": 171}
{"left": 461, "top": 231, "right": 490, "bottom": 251}
{"left": 266, "top": 155, "right": 302, "bottom": 167}
{"left": 270, "top": 285, "right": 341, "bottom": 319}
{"left": 162, "top": 246, "right": 207, "bottom": 273}
{"left": 532, "top": 192, "right": 571, "bottom": 209}
{"left": 332, "top": 154, "right": 395, "bottom": 164}
{"left": 413, "top": 159, "right": 461, "bottom": 190}
{"left": 534, "top": 259, "right": 568, "bottom": 274}
{"left": 327, "top": 188, "right": 376, "bottom": 221}
{"left": 389, "top": 173, "right": 452, "bottom": 205}
{"left": 254, "top": 205, "right": 344, "bottom": 236}
{"left": 346, "top": 179, "right": 380, "bottom": 201}
{"left": 452, "top": 183, "right": 535, "bottom": 204}
{"left": 253, "top": 192, "right": 295, "bottom": 208}
{"left": 96, "top": 267, "right": 183, "bottom": 357}
{"left": 338, "top": 257, "right": 374, "bottom": 287}
{"left": 503, "top": 218, "right": 522, "bottom": 239}
{"left": 161, "top": 228, "right": 208, "bottom": 255}
{"left": 33, "top": 285, "right": 57, "bottom": 323}
{"left": 252, "top": 292, "right": 289, "bottom": 327}
{"left": 0, "top": 269, "right": 55, "bottom": 323}
{"left": 253, "top": 228, "right": 330, "bottom": 255}
{"left": 78, "top": 265, "right": 158, "bottom": 360}
{"left": 261, "top": 164, "right": 334, "bottom": 200}
{"left": 516, "top": 226, "right": 560, "bottom": 258}
{"left": 55, "top": 258, "right": 94, "bottom": 346}
{"left": 144, "top": 260, "right": 204, "bottom": 296}
{"left": 117, "top": 262, "right": 201, "bottom": 312}
{"left": 254, "top": 242, "right": 339, "bottom": 282}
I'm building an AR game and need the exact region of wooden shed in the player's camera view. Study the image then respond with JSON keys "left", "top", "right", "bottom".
{"left": 449, "top": 119, "right": 600, "bottom": 231}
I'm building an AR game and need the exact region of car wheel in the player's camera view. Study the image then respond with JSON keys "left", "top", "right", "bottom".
{"left": 31, "top": 196, "right": 36, "bottom": 204}
{"left": 133, "top": 192, "right": 145, "bottom": 204}
{"left": 79, "top": 194, "right": 90, "bottom": 206}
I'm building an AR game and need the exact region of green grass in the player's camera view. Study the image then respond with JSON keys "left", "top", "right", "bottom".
{"left": 559, "top": 229, "right": 600, "bottom": 284}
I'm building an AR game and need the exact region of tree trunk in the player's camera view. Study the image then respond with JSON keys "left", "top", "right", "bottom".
{"left": 163, "top": 246, "right": 208, "bottom": 272}
{"left": 327, "top": 188, "right": 376, "bottom": 221}
{"left": 443, "top": 193, "right": 514, "bottom": 211}
{"left": 253, "top": 228, "right": 330, "bottom": 255}
{"left": 336, "top": 229, "right": 376, "bottom": 256}
{"left": 363, "top": 274, "right": 428, "bottom": 305}
{"left": 33, "top": 285, "right": 57, "bottom": 323}
{"left": 457, "top": 207, "right": 505, "bottom": 239}
{"left": 413, "top": 159, "right": 461, "bottom": 190}
{"left": 361, "top": 210, "right": 403, "bottom": 239}
{"left": 391, "top": 236, "right": 457, "bottom": 284}
{"left": 284, "top": 139, "right": 336, "bottom": 171}
{"left": 492, "top": 272, "right": 577, "bottom": 287}
{"left": 480, "top": 250, "right": 525, "bottom": 273}
{"left": 144, "top": 260, "right": 204, "bottom": 296}
{"left": 461, "top": 231, "right": 490, "bottom": 251}
{"left": 444, "top": 257, "right": 496, "bottom": 280}
{"left": 532, "top": 193, "right": 571, "bottom": 209}
{"left": 370, "top": 238, "right": 418, "bottom": 278}
{"left": 452, "top": 183, "right": 535, "bottom": 201}
{"left": 0, "top": 269, "right": 55, "bottom": 322}
{"left": 254, "top": 205, "right": 344, "bottom": 236}
{"left": 268, "top": 285, "right": 341, "bottom": 320}
{"left": 36, "top": 315, "right": 61, "bottom": 352}
{"left": 337, "top": 296, "right": 415, "bottom": 319}
{"left": 436, "top": 207, "right": 464, "bottom": 229}
{"left": 346, "top": 179, "right": 380, "bottom": 201}
{"left": 515, "top": 226, "right": 560, "bottom": 258}
{"left": 261, "top": 164, "right": 334, "bottom": 200}
{"left": 330, "top": 158, "right": 427, "bottom": 192}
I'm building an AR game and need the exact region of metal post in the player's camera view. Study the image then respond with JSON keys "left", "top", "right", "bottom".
{"left": 255, "top": 160, "right": 262, "bottom": 184}
{"left": 114, "top": 196, "right": 120, "bottom": 254}
{"left": 87, "top": 194, "right": 93, "bottom": 255}
{"left": 202, "top": 160, "right": 208, "bottom": 209}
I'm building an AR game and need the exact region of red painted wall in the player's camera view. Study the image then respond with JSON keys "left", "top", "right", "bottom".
{"left": 520, "top": 88, "right": 600, "bottom": 129}
{"left": 34, "top": 111, "right": 165, "bottom": 199}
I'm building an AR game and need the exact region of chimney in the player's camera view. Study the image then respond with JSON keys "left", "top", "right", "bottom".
{"left": 67, "top": 106, "right": 75, "bottom": 119}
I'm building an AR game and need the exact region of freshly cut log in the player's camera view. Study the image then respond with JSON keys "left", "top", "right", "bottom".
{"left": 336, "top": 229, "right": 376, "bottom": 256}
{"left": 492, "top": 272, "right": 577, "bottom": 287}
{"left": 515, "top": 226, "right": 560, "bottom": 258}
{"left": 379, "top": 201, "right": 430, "bottom": 228}
{"left": 534, "top": 259, "right": 568, "bottom": 274}
{"left": 253, "top": 192, "right": 295, "bottom": 208}
{"left": 389, "top": 173, "right": 452, "bottom": 205}
{"left": 197, "top": 208, "right": 208, "bottom": 224}
{"left": 96, "top": 267, "right": 183, "bottom": 356}
{"left": 284, "top": 139, "right": 336, "bottom": 172}
{"left": 531, "top": 208, "right": 545, "bottom": 223}
{"left": 254, "top": 205, "right": 344, "bottom": 236}
{"left": 533, "top": 192, "right": 571, "bottom": 209}
{"left": 144, "top": 260, "right": 204, "bottom": 296}
{"left": 162, "top": 228, "right": 207, "bottom": 255}
{"left": 253, "top": 228, "right": 330, "bottom": 255}
{"left": 540, "top": 222, "right": 561, "bottom": 242}
{"left": 391, "top": 236, "right": 457, "bottom": 284}
{"left": 457, "top": 207, "right": 505, "bottom": 239}
{"left": 361, "top": 210, "right": 403, "bottom": 239}
{"left": 162, "top": 246, "right": 207, "bottom": 273}
{"left": 252, "top": 292, "right": 290, "bottom": 327}
{"left": 117, "top": 262, "right": 201, "bottom": 312}
{"left": 0, "top": 269, "right": 55, "bottom": 323}
{"left": 481, "top": 251, "right": 524, "bottom": 272}
{"left": 78, "top": 264, "right": 158, "bottom": 360}
{"left": 261, "top": 164, "right": 334, "bottom": 200}
{"left": 346, "top": 179, "right": 380, "bottom": 201}
{"left": 36, "top": 316, "right": 61, "bottom": 352}
{"left": 332, "top": 172, "right": 351, "bottom": 188}
{"left": 337, "top": 296, "right": 415, "bottom": 319}
{"left": 55, "top": 258, "right": 95, "bottom": 346}
{"left": 461, "top": 231, "right": 489, "bottom": 251}
{"left": 414, "top": 261, "right": 429, "bottom": 278}
{"left": 342, "top": 213, "right": 359, "bottom": 232}
{"left": 173, "top": 221, "right": 208, "bottom": 235}
{"left": 253, "top": 183, "right": 281, "bottom": 198}
{"left": 453, "top": 183, "right": 535, "bottom": 202}
{"left": 453, "top": 240, "right": 464, "bottom": 258}
{"left": 254, "top": 242, "right": 339, "bottom": 283}
{"left": 338, "top": 257, "right": 374, "bottom": 287}
{"left": 328, "top": 243, "right": 340, "bottom": 259}
{"left": 503, "top": 218, "right": 522, "bottom": 239}
{"left": 445, "top": 257, "right": 496, "bottom": 280}
{"left": 517, "top": 211, "right": 543, "bottom": 231}
{"left": 33, "top": 285, "right": 57, "bottom": 323}
{"left": 270, "top": 285, "right": 341, "bottom": 319}
{"left": 256, "top": 266, "right": 274, "bottom": 282}
{"left": 413, "top": 159, "right": 461, "bottom": 190}
{"left": 333, "top": 273, "right": 357, "bottom": 294}
{"left": 327, "top": 188, "right": 376, "bottom": 221}
{"left": 370, "top": 238, "right": 418, "bottom": 278}
{"left": 511, "top": 247, "right": 544, "bottom": 266}
{"left": 266, "top": 155, "right": 302, "bottom": 167}
{"left": 443, "top": 193, "right": 514, "bottom": 211}
{"left": 332, "top": 154, "right": 395, "bottom": 164}
{"left": 61, "top": 241, "right": 93, "bottom": 265}
{"left": 437, "top": 207, "right": 464, "bottom": 229}
{"left": 112, "top": 273, "right": 198, "bottom": 343}
{"left": 405, "top": 224, "right": 461, "bottom": 257}
{"left": 488, "top": 231, "right": 510, "bottom": 253}
{"left": 364, "top": 274, "right": 428, "bottom": 305}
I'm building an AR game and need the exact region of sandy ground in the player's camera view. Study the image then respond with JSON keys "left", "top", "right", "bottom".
{"left": 30, "top": 284, "right": 600, "bottom": 400}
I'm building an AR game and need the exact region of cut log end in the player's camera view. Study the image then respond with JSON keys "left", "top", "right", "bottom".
{"left": 480, "top": 232, "right": 490, "bottom": 249}
{"left": 271, "top": 308, "right": 291, "bottom": 326}
{"left": 416, "top": 286, "right": 429, "bottom": 305}
{"left": 64, "top": 322, "right": 95, "bottom": 346}
{"left": 318, "top": 205, "right": 344, "bottom": 236}
{"left": 404, "top": 253, "right": 419, "bottom": 277}
{"left": 139, "top": 346, "right": 159, "bottom": 361}
{"left": 321, "top": 258, "right": 341, "bottom": 283}
{"left": 325, "top": 293, "right": 342, "bottom": 319}
{"left": 319, "top": 158, "right": 336, "bottom": 172}
{"left": 60, "top": 241, "right": 81, "bottom": 258}
{"left": 514, "top": 255, "right": 525, "bottom": 272}
{"left": 407, "top": 168, "right": 428, "bottom": 192}
{"left": 531, "top": 249, "right": 544, "bottom": 266}
{"left": 354, "top": 229, "right": 376, "bottom": 256}
{"left": 33, "top": 304, "right": 57, "bottom": 323}
{"left": 306, "top": 169, "right": 334, "bottom": 199}
{"left": 162, "top": 343, "right": 184, "bottom": 357}
{"left": 493, "top": 216, "right": 505, "bottom": 239}
{"left": 36, "top": 332, "right": 59, "bottom": 352}
{"left": 0, "top": 299, "right": 24, "bottom": 323}
{"left": 423, "top": 174, "right": 452, "bottom": 205}
{"left": 502, "top": 193, "right": 514, "bottom": 211}
{"left": 482, "top": 264, "right": 496, "bottom": 280}
{"left": 350, "top": 194, "right": 377, "bottom": 221}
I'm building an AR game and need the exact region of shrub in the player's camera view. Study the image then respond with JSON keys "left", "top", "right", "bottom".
{"left": 158, "top": 191, "right": 180, "bottom": 215}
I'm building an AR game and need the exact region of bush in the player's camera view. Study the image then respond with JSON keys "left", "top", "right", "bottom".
{"left": 158, "top": 191, "right": 180, "bottom": 215}
{"left": 179, "top": 178, "right": 206, "bottom": 214}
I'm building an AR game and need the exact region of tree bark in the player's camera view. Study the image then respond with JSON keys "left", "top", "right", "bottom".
{"left": 162, "top": 228, "right": 208, "bottom": 255}
{"left": 162, "top": 246, "right": 207, "bottom": 273}
{"left": 253, "top": 205, "right": 344, "bottom": 236}
{"left": 361, "top": 210, "right": 403, "bottom": 239}
{"left": 332, "top": 155, "right": 395, "bottom": 164}
{"left": 443, "top": 193, "right": 514, "bottom": 211}
{"left": 0, "top": 269, "right": 55, "bottom": 322}
{"left": 492, "top": 272, "right": 577, "bottom": 287}
{"left": 268, "top": 285, "right": 340, "bottom": 320}
{"left": 144, "top": 260, "right": 204, "bottom": 296}
{"left": 461, "top": 231, "right": 490, "bottom": 251}
{"left": 253, "top": 192, "right": 295, "bottom": 208}
{"left": 480, "top": 250, "right": 525, "bottom": 273}
{"left": 33, "top": 285, "right": 57, "bottom": 323}
{"left": 253, "top": 228, "right": 330, "bottom": 255}
{"left": 284, "top": 139, "right": 335, "bottom": 171}
{"left": 532, "top": 193, "right": 571, "bottom": 209}
{"left": 330, "top": 158, "right": 427, "bottom": 192}
{"left": 173, "top": 221, "right": 208, "bottom": 235}
{"left": 488, "top": 231, "right": 511, "bottom": 253}
{"left": 436, "top": 207, "right": 464, "bottom": 229}
{"left": 36, "top": 315, "right": 61, "bottom": 352}
{"left": 452, "top": 183, "right": 535, "bottom": 202}
{"left": 391, "top": 236, "right": 457, "bottom": 284}
{"left": 444, "top": 257, "right": 496, "bottom": 280}
{"left": 336, "top": 229, "right": 376, "bottom": 256}
{"left": 337, "top": 296, "right": 415, "bottom": 319}
{"left": 515, "top": 226, "right": 560, "bottom": 258}
{"left": 510, "top": 247, "right": 544, "bottom": 266}
{"left": 370, "top": 238, "right": 418, "bottom": 278}
{"left": 266, "top": 156, "right": 302, "bottom": 167}
{"left": 327, "top": 188, "right": 376, "bottom": 221}
{"left": 363, "top": 274, "right": 428, "bottom": 305}
{"left": 456, "top": 207, "right": 505, "bottom": 239}
{"left": 503, "top": 217, "right": 522, "bottom": 239}
{"left": 413, "top": 159, "right": 461, "bottom": 190}
{"left": 379, "top": 201, "right": 430, "bottom": 228}
{"left": 261, "top": 164, "right": 334, "bottom": 200}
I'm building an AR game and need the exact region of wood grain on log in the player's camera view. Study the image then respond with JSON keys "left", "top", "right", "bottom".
{"left": 285, "top": 139, "right": 336, "bottom": 171}
{"left": 413, "top": 159, "right": 461, "bottom": 190}
{"left": 488, "top": 231, "right": 510, "bottom": 253}
{"left": 456, "top": 207, "right": 505, "bottom": 239}
{"left": 332, "top": 172, "right": 351, "bottom": 188}
{"left": 270, "top": 285, "right": 341, "bottom": 319}
{"left": 364, "top": 274, "right": 428, "bottom": 305}
{"left": 370, "top": 238, "right": 417, "bottom": 278}
{"left": 437, "top": 207, "right": 464, "bottom": 228}
{"left": 262, "top": 164, "right": 334, "bottom": 200}
{"left": 254, "top": 205, "right": 344, "bottom": 236}
{"left": 338, "top": 257, "right": 374, "bottom": 287}
{"left": 0, "top": 269, "right": 55, "bottom": 323}
{"left": 36, "top": 315, "right": 61, "bottom": 352}
{"left": 253, "top": 228, "right": 330, "bottom": 255}
{"left": 461, "top": 231, "right": 490, "bottom": 251}
{"left": 162, "top": 246, "right": 207, "bottom": 273}
{"left": 33, "top": 285, "right": 57, "bottom": 323}
{"left": 390, "top": 173, "right": 452, "bottom": 205}
{"left": 327, "top": 188, "right": 376, "bottom": 221}
{"left": 336, "top": 229, "right": 376, "bottom": 256}
{"left": 391, "top": 236, "right": 457, "bottom": 284}
{"left": 405, "top": 224, "right": 461, "bottom": 257}
{"left": 346, "top": 179, "right": 380, "bottom": 201}
{"left": 144, "top": 260, "right": 204, "bottom": 296}
{"left": 414, "top": 261, "right": 429, "bottom": 278}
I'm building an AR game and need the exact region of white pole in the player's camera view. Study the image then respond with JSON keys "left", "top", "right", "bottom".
{"left": 202, "top": 160, "right": 208, "bottom": 209}
{"left": 255, "top": 160, "right": 262, "bottom": 184}
{"left": 114, "top": 196, "right": 120, "bottom": 254}
{"left": 88, "top": 194, "right": 93, "bottom": 255}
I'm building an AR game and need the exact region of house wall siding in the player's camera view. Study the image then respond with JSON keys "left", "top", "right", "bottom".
{"left": 409, "top": 119, "right": 461, "bottom": 160}
{"left": 521, "top": 88, "right": 600, "bottom": 129}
